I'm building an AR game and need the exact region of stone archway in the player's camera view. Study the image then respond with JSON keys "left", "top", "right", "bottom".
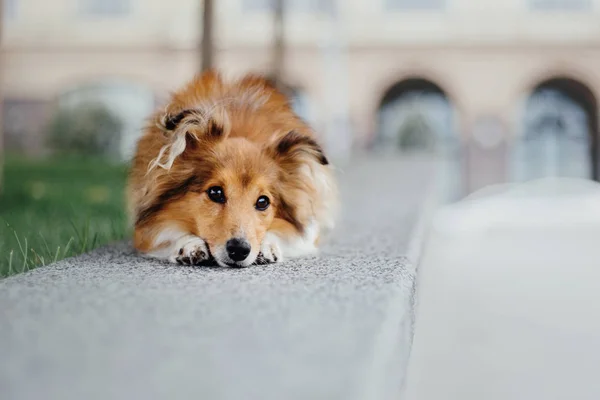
{"left": 511, "top": 77, "right": 598, "bottom": 182}
{"left": 374, "top": 77, "right": 464, "bottom": 200}
{"left": 375, "top": 79, "right": 448, "bottom": 152}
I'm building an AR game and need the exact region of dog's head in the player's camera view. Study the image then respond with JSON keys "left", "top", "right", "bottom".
{"left": 134, "top": 74, "right": 330, "bottom": 267}
{"left": 166, "top": 136, "right": 278, "bottom": 267}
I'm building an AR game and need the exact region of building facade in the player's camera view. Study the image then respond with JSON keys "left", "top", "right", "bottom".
{"left": 3, "top": 0, "right": 600, "bottom": 195}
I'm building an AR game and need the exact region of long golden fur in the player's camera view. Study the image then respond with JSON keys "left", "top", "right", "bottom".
{"left": 126, "top": 70, "right": 338, "bottom": 267}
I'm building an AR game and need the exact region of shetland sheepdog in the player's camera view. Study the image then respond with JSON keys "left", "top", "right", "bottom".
{"left": 126, "top": 70, "right": 338, "bottom": 267}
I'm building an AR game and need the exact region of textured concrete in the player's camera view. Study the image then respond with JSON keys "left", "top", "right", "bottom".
{"left": 404, "top": 178, "right": 600, "bottom": 400}
{"left": 0, "top": 155, "right": 436, "bottom": 400}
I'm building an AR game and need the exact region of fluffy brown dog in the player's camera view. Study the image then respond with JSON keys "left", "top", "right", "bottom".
{"left": 126, "top": 71, "right": 338, "bottom": 267}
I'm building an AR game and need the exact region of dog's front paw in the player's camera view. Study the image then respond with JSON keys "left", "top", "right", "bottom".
{"left": 255, "top": 233, "right": 282, "bottom": 265}
{"left": 170, "top": 236, "right": 210, "bottom": 266}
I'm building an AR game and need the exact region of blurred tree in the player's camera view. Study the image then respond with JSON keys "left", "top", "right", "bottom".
{"left": 46, "top": 103, "right": 123, "bottom": 159}
{"left": 201, "top": 0, "right": 214, "bottom": 71}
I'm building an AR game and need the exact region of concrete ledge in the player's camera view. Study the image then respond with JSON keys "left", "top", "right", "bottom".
{"left": 0, "top": 156, "right": 438, "bottom": 400}
{"left": 404, "top": 177, "right": 600, "bottom": 400}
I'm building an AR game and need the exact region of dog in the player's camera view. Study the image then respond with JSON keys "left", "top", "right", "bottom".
{"left": 126, "top": 70, "right": 338, "bottom": 267}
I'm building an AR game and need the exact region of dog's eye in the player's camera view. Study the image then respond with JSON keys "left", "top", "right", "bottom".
{"left": 255, "top": 195, "right": 270, "bottom": 211}
{"left": 207, "top": 186, "right": 226, "bottom": 203}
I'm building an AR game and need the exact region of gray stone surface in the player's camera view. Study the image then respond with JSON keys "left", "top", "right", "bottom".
{"left": 404, "top": 178, "right": 600, "bottom": 400}
{"left": 0, "top": 155, "right": 435, "bottom": 400}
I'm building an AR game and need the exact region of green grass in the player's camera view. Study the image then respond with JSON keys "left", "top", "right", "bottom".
{"left": 0, "top": 155, "right": 131, "bottom": 278}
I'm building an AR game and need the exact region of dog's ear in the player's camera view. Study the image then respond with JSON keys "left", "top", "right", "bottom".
{"left": 183, "top": 118, "right": 225, "bottom": 151}
{"left": 164, "top": 110, "right": 192, "bottom": 131}
{"left": 267, "top": 130, "right": 329, "bottom": 166}
{"left": 162, "top": 108, "right": 228, "bottom": 151}
{"left": 163, "top": 109, "right": 225, "bottom": 138}
{"left": 267, "top": 131, "right": 330, "bottom": 235}
{"left": 148, "top": 109, "right": 227, "bottom": 171}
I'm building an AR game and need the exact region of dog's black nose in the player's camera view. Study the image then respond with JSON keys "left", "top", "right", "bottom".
{"left": 226, "top": 238, "right": 251, "bottom": 262}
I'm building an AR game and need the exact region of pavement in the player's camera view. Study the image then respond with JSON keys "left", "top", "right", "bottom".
{"left": 0, "top": 154, "right": 437, "bottom": 400}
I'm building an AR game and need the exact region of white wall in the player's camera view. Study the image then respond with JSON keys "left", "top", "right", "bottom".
{"left": 4, "top": 0, "right": 600, "bottom": 49}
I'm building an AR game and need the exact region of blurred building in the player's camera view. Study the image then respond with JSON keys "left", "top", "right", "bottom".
{"left": 3, "top": 0, "right": 600, "bottom": 196}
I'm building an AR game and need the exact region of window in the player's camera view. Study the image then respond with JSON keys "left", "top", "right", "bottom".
{"left": 4, "top": 0, "right": 17, "bottom": 20}
{"left": 242, "top": 0, "right": 334, "bottom": 14}
{"left": 385, "top": 0, "right": 446, "bottom": 11}
{"left": 527, "top": 0, "right": 592, "bottom": 11}
{"left": 79, "top": 0, "right": 131, "bottom": 17}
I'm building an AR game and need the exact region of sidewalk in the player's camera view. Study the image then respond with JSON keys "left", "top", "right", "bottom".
{"left": 0, "top": 154, "right": 438, "bottom": 400}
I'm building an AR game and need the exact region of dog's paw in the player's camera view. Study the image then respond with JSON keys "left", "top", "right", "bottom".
{"left": 170, "top": 236, "right": 210, "bottom": 266}
{"left": 255, "top": 233, "right": 282, "bottom": 265}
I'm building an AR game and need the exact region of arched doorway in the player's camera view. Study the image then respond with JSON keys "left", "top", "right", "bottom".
{"left": 56, "top": 80, "right": 156, "bottom": 162}
{"left": 374, "top": 78, "right": 463, "bottom": 201}
{"left": 511, "top": 77, "right": 598, "bottom": 182}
